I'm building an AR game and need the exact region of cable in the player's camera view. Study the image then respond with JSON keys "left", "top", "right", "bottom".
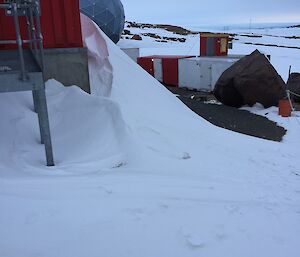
{"left": 286, "top": 90, "right": 300, "bottom": 127}
{"left": 286, "top": 90, "right": 295, "bottom": 111}
{"left": 288, "top": 90, "right": 300, "bottom": 98}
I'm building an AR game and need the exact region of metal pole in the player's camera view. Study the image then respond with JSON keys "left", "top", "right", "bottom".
{"left": 0, "top": 40, "right": 18, "bottom": 44}
{"left": 34, "top": 1, "right": 45, "bottom": 71}
{"left": 0, "top": 4, "right": 11, "bottom": 9}
{"left": 0, "top": 3, "right": 32, "bottom": 9}
{"left": 25, "top": 8, "right": 33, "bottom": 50}
{"left": 0, "top": 39, "right": 39, "bottom": 45}
{"left": 29, "top": 6, "right": 38, "bottom": 58}
{"left": 12, "top": 3, "right": 27, "bottom": 81}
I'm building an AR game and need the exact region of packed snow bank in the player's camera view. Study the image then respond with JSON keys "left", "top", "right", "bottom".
{"left": 0, "top": 16, "right": 300, "bottom": 257}
{"left": 0, "top": 79, "right": 129, "bottom": 177}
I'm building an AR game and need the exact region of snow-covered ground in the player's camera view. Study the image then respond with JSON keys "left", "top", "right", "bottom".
{"left": 1, "top": 18, "right": 300, "bottom": 257}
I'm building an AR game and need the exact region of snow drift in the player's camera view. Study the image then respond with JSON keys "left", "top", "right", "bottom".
{"left": 0, "top": 79, "right": 129, "bottom": 177}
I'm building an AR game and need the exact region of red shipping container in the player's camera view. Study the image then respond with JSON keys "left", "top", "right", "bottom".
{"left": 200, "top": 33, "right": 229, "bottom": 57}
{"left": 137, "top": 55, "right": 192, "bottom": 87}
{"left": 0, "top": 0, "right": 83, "bottom": 49}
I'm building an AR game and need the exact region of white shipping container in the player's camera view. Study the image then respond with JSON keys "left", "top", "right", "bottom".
{"left": 178, "top": 56, "right": 243, "bottom": 91}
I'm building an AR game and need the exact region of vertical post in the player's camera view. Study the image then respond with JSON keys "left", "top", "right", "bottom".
{"left": 12, "top": 3, "right": 27, "bottom": 81}
{"left": 25, "top": 9, "right": 33, "bottom": 50}
{"left": 29, "top": 6, "right": 38, "bottom": 58}
{"left": 35, "top": 89, "right": 55, "bottom": 166}
{"left": 32, "top": 90, "right": 44, "bottom": 140}
{"left": 34, "top": 0, "right": 44, "bottom": 70}
{"left": 34, "top": 0, "right": 55, "bottom": 166}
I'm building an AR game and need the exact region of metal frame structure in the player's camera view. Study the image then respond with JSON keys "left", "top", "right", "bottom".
{"left": 0, "top": 0, "right": 54, "bottom": 166}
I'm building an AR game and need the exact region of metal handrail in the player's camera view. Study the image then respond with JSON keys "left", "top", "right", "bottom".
{"left": 0, "top": 39, "right": 40, "bottom": 44}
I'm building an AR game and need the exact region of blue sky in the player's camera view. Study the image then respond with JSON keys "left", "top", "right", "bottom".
{"left": 122, "top": 0, "right": 300, "bottom": 25}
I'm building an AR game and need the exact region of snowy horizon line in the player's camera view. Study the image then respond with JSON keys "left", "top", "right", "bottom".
{"left": 125, "top": 20, "right": 300, "bottom": 31}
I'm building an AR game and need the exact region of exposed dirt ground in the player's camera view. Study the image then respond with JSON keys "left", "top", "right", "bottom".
{"left": 166, "top": 86, "right": 287, "bottom": 142}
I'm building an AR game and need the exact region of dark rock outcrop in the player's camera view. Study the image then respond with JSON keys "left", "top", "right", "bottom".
{"left": 214, "top": 50, "right": 286, "bottom": 108}
{"left": 287, "top": 73, "right": 300, "bottom": 102}
{"left": 131, "top": 34, "right": 142, "bottom": 40}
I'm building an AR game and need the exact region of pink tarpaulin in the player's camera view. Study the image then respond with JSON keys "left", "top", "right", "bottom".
{"left": 80, "top": 13, "right": 113, "bottom": 97}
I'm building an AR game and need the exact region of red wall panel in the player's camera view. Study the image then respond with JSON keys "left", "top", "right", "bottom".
{"left": 137, "top": 57, "right": 154, "bottom": 76}
{"left": 162, "top": 58, "right": 178, "bottom": 86}
{"left": 214, "top": 38, "right": 220, "bottom": 56}
{"left": 200, "top": 36, "right": 207, "bottom": 56}
{"left": 0, "top": 0, "right": 83, "bottom": 49}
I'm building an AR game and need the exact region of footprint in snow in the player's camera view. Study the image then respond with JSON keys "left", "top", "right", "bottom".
{"left": 125, "top": 208, "right": 147, "bottom": 221}
{"left": 181, "top": 152, "right": 191, "bottom": 160}
{"left": 158, "top": 203, "right": 169, "bottom": 209}
{"left": 97, "top": 186, "right": 113, "bottom": 195}
{"left": 112, "top": 161, "right": 126, "bottom": 168}
{"left": 185, "top": 235, "right": 206, "bottom": 248}
{"left": 181, "top": 227, "right": 206, "bottom": 249}
{"left": 215, "top": 233, "right": 228, "bottom": 242}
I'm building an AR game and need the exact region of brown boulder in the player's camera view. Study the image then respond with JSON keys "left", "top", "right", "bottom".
{"left": 214, "top": 50, "right": 286, "bottom": 108}
{"left": 287, "top": 73, "right": 300, "bottom": 102}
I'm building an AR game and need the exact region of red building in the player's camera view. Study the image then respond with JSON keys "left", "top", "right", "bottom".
{"left": 200, "top": 32, "right": 230, "bottom": 57}
{"left": 0, "top": 0, "right": 83, "bottom": 49}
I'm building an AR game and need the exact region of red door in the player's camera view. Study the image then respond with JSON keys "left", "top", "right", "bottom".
{"left": 162, "top": 58, "right": 179, "bottom": 86}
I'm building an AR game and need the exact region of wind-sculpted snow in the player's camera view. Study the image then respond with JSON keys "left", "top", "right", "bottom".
{"left": 0, "top": 79, "right": 130, "bottom": 177}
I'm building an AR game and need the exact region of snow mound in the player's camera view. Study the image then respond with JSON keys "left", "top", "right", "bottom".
{"left": 0, "top": 79, "right": 129, "bottom": 177}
